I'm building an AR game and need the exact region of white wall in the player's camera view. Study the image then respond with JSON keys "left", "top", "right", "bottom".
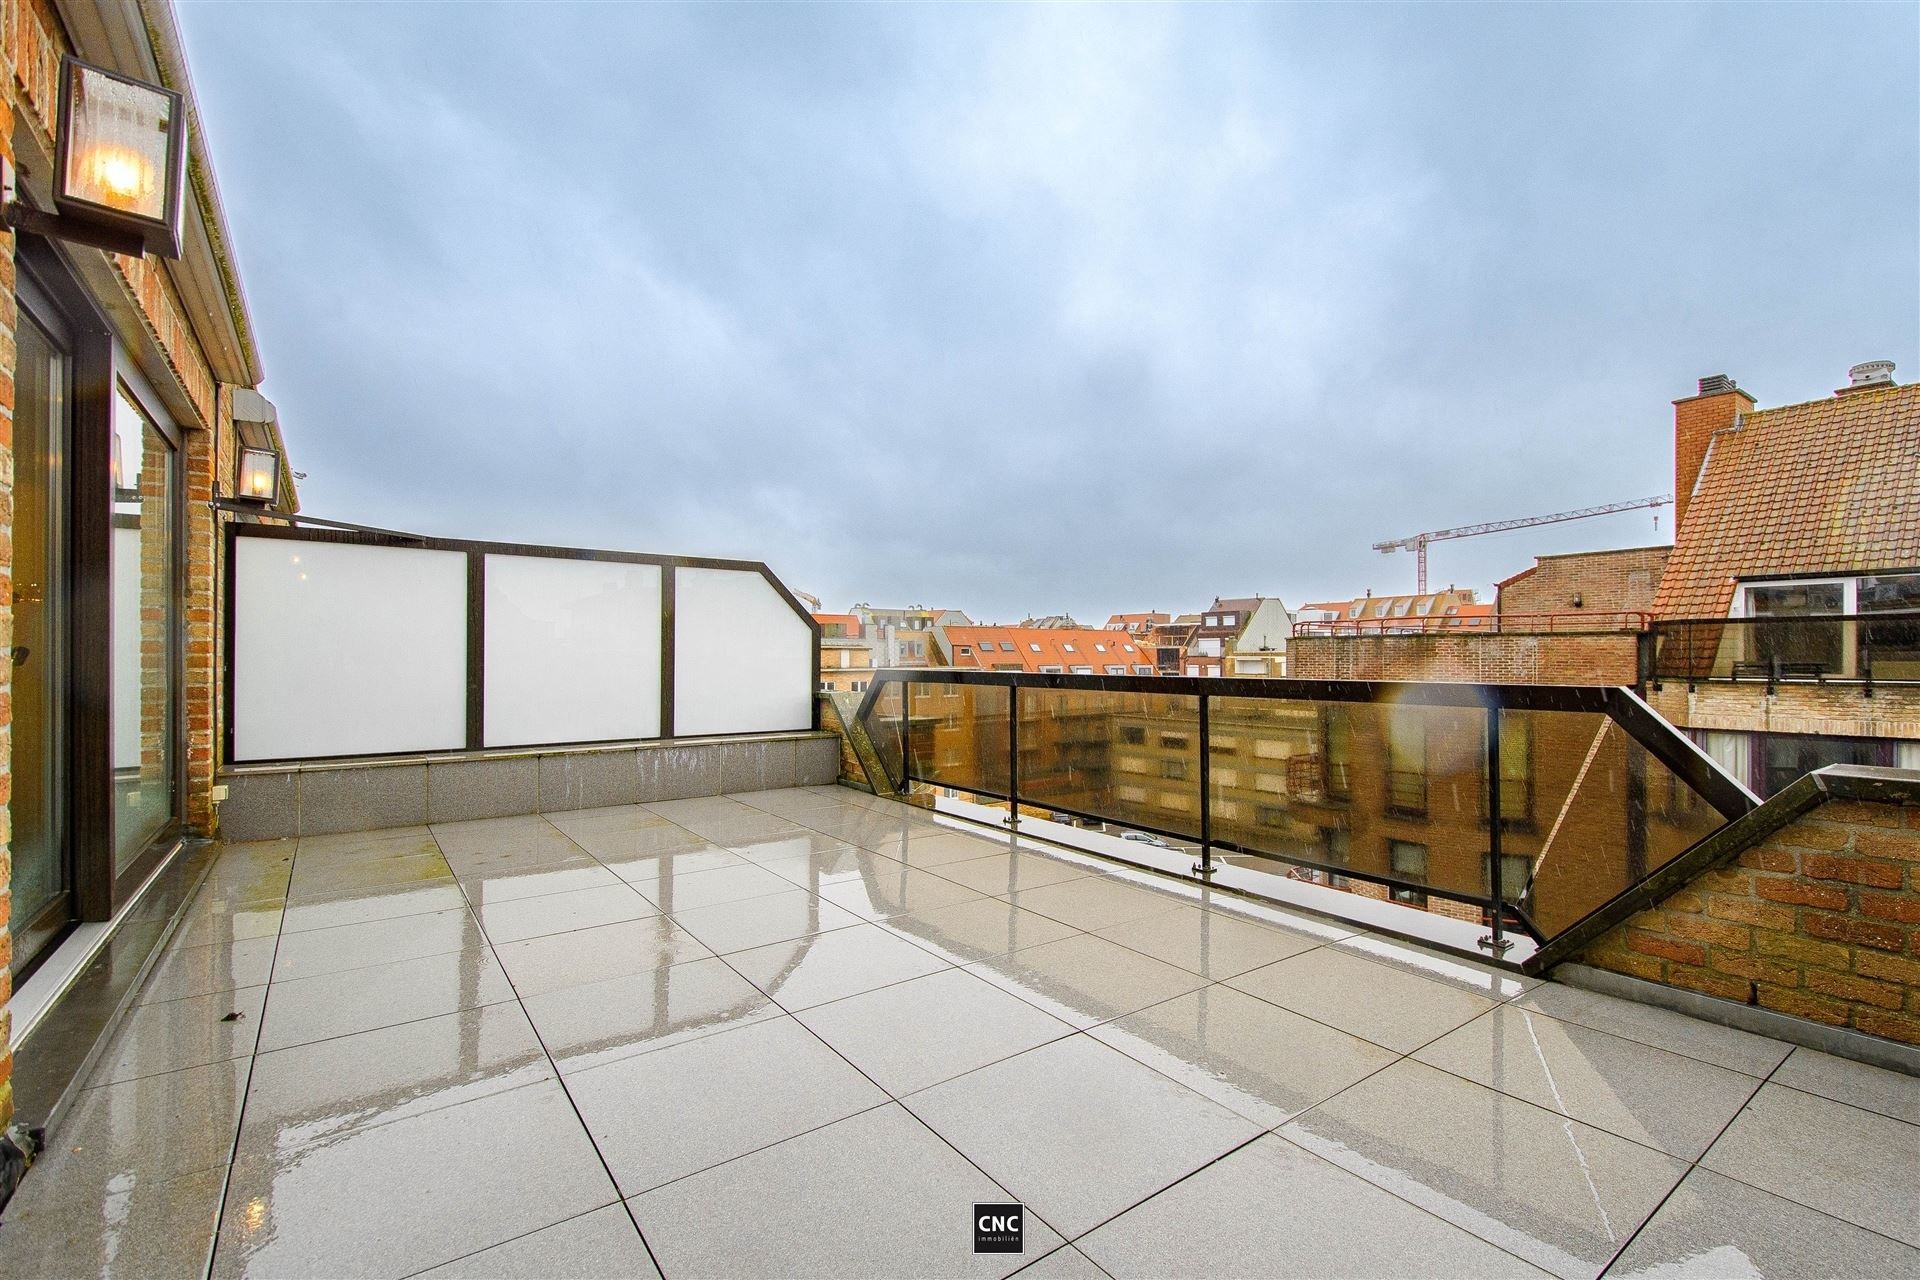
{"left": 233, "top": 538, "right": 468, "bottom": 761}
{"left": 484, "top": 555, "right": 662, "bottom": 746}
{"left": 674, "top": 567, "right": 814, "bottom": 736}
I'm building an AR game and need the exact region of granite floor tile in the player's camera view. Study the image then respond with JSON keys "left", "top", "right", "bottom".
{"left": 905, "top": 1035, "right": 1261, "bottom": 1240}
{"left": 1227, "top": 946, "right": 1498, "bottom": 1053}
{"left": 521, "top": 955, "right": 780, "bottom": 1075}
{"left": 89, "top": 984, "right": 269, "bottom": 1086}
{"left": 629, "top": 1103, "right": 1060, "bottom": 1279}
{"left": 1094, "top": 904, "right": 1321, "bottom": 979}
{"left": 470, "top": 882, "right": 656, "bottom": 945}
{"left": 566, "top": 1015, "right": 887, "bottom": 1195}
{"left": 258, "top": 948, "right": 517, "bottom": 1052}
{"left": 269, "top": 907, "right": 484, "bottom": 982}
{"left": 415, "top": 1205, "right": 659, "bottom": 1279}
{"left": 727, "top": 922, "right": 952, "bottom": 1012}
{"left": 1768, "top": 1045, "right": 1920, "bottom": 1125}
{"left": 666, "top": 888, "right": 864, "bottom": 955}
{"left": 964, "top": 933, "right": 1208, "bottom": 1029}
{"left": 493, "top": 915, "right": 712, "bottom": 999}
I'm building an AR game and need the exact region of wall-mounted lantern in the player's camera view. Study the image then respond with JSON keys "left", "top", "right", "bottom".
{"left": 1, "top": 56, "right": 187, "bottom": 258}
{"left": 235, "top": 445, "right": 280, "bottom": 505}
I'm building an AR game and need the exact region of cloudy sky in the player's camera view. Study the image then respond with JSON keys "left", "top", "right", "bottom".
{"left": 177, "top": 2, "right": 1917, "bottom": 622}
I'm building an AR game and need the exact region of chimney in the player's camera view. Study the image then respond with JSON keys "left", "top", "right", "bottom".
{"left": 1837, "top": 360, "right": 1896, "bottom": 395}
{"left": 1673, "top": 374, "right": 1755, "bottom": 532}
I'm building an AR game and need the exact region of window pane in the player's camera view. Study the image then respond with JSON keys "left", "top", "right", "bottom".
{"left": 112, "top": 390, "right": 176, "bottom": 871}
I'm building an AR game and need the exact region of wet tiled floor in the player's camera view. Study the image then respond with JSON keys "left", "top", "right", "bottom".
{"left": 3, "top": 786, "right": 1917, "bottom": 1278}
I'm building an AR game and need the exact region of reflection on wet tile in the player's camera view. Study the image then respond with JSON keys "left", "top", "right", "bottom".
{"left": 522, "top": 955, "right": 778, "bottom": 1075}
{"left": 998, "top": 877, "right": 1190, "bottom": 933}
{"left": 91, "top": 985, "right": 269, "bottom": 1086}
{"left": 258, "top": 948, "right": 517, "bottom": 1052}
{"left": 1770, "top": 1046, "right": 1920, "bottom": 1125}
{"left": 567, "top": 1015, "right": 886, "bottom": 1195}
{"left": 50, "top": 1058, "right": 249, "bottom": 1181}
{"left": 213, "top": 1080, "right": 616, "bottom": 1279}
{"left": 172, "top": 899, "right": 284, "bottom": 949}
{"left": 1081, "top": 1133, "right": 1549, "bottom": 1279}
{"left": 667, "top": 888, "right": 864, "bottom": 955}
{"left": 1227, "top": 947, "right": 1497, "bottom": 1053}
{"left": 596, "top": 841, "right": 747, "bottom": 880}
{"left": 1610, "top": 1166, "right": 1920, "bottom": 1278}
{"left": 882, "top": 896, "right": 1080, "bottom": 964}
{"left": 1281, "top": 1059, "right": 1686, "bottom": 1279}
{"left": 269, "top": 907, "right": 483, "bottom": 982}
{"left": 418, "top": 1204, "right": 659, "bottom": 1279}
{"left": 0, "top": 1164, "right": 228, "bottom": 1280}
{"left": 545, "top": 804, "right": 675, "bottom": 838}
{"left": 1095, "top": 904, "right": 1319, "bottom": 979}
{"left": 239, "top": 1003, "right": 551, "bottom": 1158}
{"left": 1513, "top": 982, "right": 1791, "bottom": 1078}
{"left": 293, "top": 826, "right": 438, "bottom": 865}
{"left": 135, "top": 936, "right": 278, "bottom": 1004}
{"left": 798, "top": 968, "right": 1074, "bottom": 1096}
{"left": 630, "top": 1104, "right": 1060, "bottom": 1279}
{"left": 728, "top": 923, "right": 951, "bottom": 1012}
{"left": 277, "top": 881, "right": 472, "bottom": 934}
{"left": 494, "top": 915, "right": 712, "bottom": 999}
{"left": 625, "top": 861, "right": 799, "bottom": 913}
{"left": 814, "top": 864, "right": 985, "bottom": 920}
{"left": 1413, "top": 1005, "right": 1762, "bottom": 1160}
{"left": 906, "top": 1036, "right": 1260, "bottom": 1240}
{"left": 929, "top": 849, "right": 1097, "bottom": 896}
{"left": 1333, "top": 933, "right": 1536, "bottom": 1000}
{"left": 1700, "top": 1083, "right": 1920, "bottom": 1246}
{"left": 470, "top": 883, "right": 656, "bottom": 945}
{"left": 430, "top": 813, "right": 573, "bottom": 860}
{"left": 284, "top": 850, "right": 454, "bottom": 902}
{"left": 879, "top": 829, "right": 1017, "bottom": 868}
{"left": 1090, "top": 986, "right": 1396, "bottom": 1128}
{"left": 453, "top": 860, "right": 624, "bottom": 905}
{"left": 965, "top": 933, "right": 1207, "bottom": 1029}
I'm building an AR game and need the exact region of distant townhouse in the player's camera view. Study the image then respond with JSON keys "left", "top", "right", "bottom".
{"left": 1647, "top": 363, "right": 1920, "bottom": 795}
{"left": 849, "top": 603, "right": 969, "bottom": 670}
{"left": 1151, "top": 615, "right": 1201, "bottom": 674}
{"left": 1106, "top": 612, "right": 1170, "bottom": 642}
{"left": 815, "top": 613, "right": 876, "bottom": 692}
{"left": 1181, "top": 597, "right": 1295, "bottom": 677}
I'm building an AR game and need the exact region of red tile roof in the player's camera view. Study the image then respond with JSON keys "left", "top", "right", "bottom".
{"left": 1654, "top": 383, "right": 1920, "bottom": 618}
{"left": 944, "top": 625, "right": 1153, "bottom": 672}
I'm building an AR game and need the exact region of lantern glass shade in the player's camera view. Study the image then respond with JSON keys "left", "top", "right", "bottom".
{"left": 236, "top": 447, "right": 279, "bottom": 504}
{"left": 54, "top": 58, "right": 185, "bottom": 249}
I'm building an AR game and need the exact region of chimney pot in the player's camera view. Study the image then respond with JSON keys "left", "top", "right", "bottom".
{"left": 1697, "top": 374, "right": 1737, "bottom": 396}
{"left": 1843, "top": 360, "right": 1896, "bottom": 391}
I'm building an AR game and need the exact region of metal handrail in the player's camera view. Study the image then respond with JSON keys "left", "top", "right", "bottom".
{"left": 853, "top": 669, "right": 1754, "bottom": 968}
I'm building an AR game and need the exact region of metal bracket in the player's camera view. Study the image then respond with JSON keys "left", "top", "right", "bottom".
{"left": 0, "top": 158, "right": 147, "bottom": 257}
{"left": 1477, "top": 932, "right": 1515, "bottom": 954}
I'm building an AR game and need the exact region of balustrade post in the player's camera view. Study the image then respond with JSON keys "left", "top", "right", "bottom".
{"left": 1480, "top": 704, "right": 1511, "bottom": 954}
{"left": 1194, "top": 693, "right": 1214, "bottom": 877}
{"left": 1008, "top": 683, "right": 1021, "bottom": 832}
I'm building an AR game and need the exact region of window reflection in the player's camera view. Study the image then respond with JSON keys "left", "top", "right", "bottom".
{"left": 111, "top": 386, "right": 176, "bottom": 871}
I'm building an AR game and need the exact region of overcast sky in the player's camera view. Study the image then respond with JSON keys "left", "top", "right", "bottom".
{"left": 177, "top": 2, "right": 1917, "bottom": 622}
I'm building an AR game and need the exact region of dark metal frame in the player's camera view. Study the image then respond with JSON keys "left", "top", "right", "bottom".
{"left": 51, "top": 56, "right": 189, "bottom": 258}
{"left": 855, "top": 669, "right": 1753, "bottom": 967}
{"left": 222, "top": 520, "right": 821, "bottom": 765}
{"left": 1648, "top": 611, "right": 1920, "bottom": 694}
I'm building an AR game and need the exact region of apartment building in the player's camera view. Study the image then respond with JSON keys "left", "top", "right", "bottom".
{"left": 1647, "top": 364, "right": 1920, "bottom": 795}
{"left": 1150, "top": 614, "right": 1200, "bottom": 674}
{"left": 1179, "top": 596, "right": 1294, "bottom": 677}
{"left": 815, "top": 613, "right": 875, "bottom": 692}
{"left": 1105, "top": 611, "right": 1169, "bottom": 641}
{"left": 849, "top": 603, "right": 968, "bottom": 668}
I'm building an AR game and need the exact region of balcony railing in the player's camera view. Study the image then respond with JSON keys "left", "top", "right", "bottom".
{"left": 856, "top": 670, "right": 1754, "bottom": 971}
{"left": 1647, "top": 612, "right": 1920, "bottom": 689}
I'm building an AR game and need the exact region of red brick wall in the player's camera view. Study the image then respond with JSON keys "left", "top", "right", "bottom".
{"left": 1287, "top": 633, "right": 1641, "bottom": 685}
{"left": 1498, "top": 546, "right": 1670, "bottom": 621}
{"left": 1578, "top": 795, "right": 1920, "bottom": 1046}
{"left": 1672, "top": 387, "right": 1752, "bottom": 533}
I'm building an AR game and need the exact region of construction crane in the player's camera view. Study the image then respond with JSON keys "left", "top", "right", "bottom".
{"left": 1374, "top": 495, "right": 1673, "bottom": 593}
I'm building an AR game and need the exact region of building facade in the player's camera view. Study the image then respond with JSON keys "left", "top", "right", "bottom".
{"left": 1180, "top": 596, "right": 1293, "bottom": 677}
{"left": 0, "top": 0, "right": 295, "bottom": 1142}
{"left": 944, "top": 624, "right": 1156, "bottom": 675}
{"left": 1647, "top": 365, "right": 1920, "bottom": 796}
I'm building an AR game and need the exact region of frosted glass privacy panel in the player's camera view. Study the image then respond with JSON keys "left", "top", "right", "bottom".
{"left": 233, "top": 538, "right": 468, "bottom": 760}
{"left": 484, "top": 555, "right": 661, "bottom": 747}
{"left": 673, "top": 567, "right": 813, "bottom": 736}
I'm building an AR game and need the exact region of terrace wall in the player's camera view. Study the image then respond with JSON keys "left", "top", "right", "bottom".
{"left": 1287, "top": 633, "right": 1640, "bottom": 685}
{"left": 1576, "top": 769, "right": 1920, "bottom": 1046}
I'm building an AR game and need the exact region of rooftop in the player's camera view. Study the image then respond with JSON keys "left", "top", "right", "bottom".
{"left": 7, "top": 786, "right": 1915, "bottom": 1277}
{"left": 946, "top": 625, "right": 1151, "bottom": 672}
{"left": 1656, "top": 381, "right": 1920, "bottom": 618}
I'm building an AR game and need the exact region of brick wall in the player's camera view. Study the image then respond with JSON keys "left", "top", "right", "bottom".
{"left": 1498, "top": 545, "right": 1670, "bottom": 620}
{"left": 1671, "top": 385, "right": 1752, "bottom": 532}
{"left": 1646, "top": 681, "right": 1920, "bottom": 744}
{"left": 1578, "top": 790, "right": 1920, "bottom": 1046}
{"left": 1287, "top": 633, "right": 1641, "bottom": 685}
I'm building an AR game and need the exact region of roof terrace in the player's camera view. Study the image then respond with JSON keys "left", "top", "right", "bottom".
{"left": 5, "top": 785, "right": 1916, "bottom": 1278}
